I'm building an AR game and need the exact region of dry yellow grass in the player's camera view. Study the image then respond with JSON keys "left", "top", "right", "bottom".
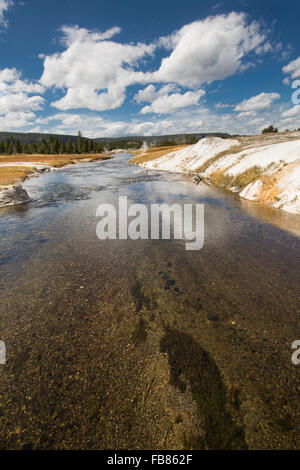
{"left": 196, "top": 145, "right": 245, "bottom": 173}
{"left": 208, "top": 169, "right": 229, "bottom": 187}
{"left": 259, "top": 175, "right": 280, "bottom": 204}
{"left": 0, "top": 166, "right": 37, "bottom": 186}
{"left": 0, "top": 153, "right": 111, "bottom": 186}
{"left": 0, "top": 153, "right": 110, "bottom": 166}
{"left": 209, "top": 166, "right": 263, "bottom": 190}
{"left": 129, "top": 145, "right": 188, "bottom": 165}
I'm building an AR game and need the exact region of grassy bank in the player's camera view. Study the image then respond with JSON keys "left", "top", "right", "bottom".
{"left": 129, "top": 145, "right": 188, "bottom": 165}
{"left": 0, "top": 153, "right": 111, "bottom": 186}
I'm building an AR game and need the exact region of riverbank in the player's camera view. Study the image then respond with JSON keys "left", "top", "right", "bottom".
{"left": 130, "top": 132, "right": 300, "bottom": 214}
{"left": 0, "top": 153, "right": 111, "bottom": 207}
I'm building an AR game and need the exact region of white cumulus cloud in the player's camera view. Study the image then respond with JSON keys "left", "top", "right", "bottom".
{"left": 39, "top": 13, "right": 272, "bottom": 113}
{"left": 28, "top": 99, "right": 280, "bottom": 139}
{"left": 0, "top": 111, "right": 36, "bottom": 131}
{"left": 134, "top": 84, "right": 176, "bottom": 104}
{"left": 0, "top": 68, "right": 44, "bottom": 120}
{"left": 282, "top": 57, "right": 300, "bottom": 79}
{"left": 235, "top": 92, "right": 280, "bottom": 114}
{"left": 154, "top": 12, "right": 267, "bottom": 88}
{"left": 135, "top": 85, "right": 205, "bottom": 114}
{"left": 281, "top": 105, "right": 300, "bottom": 118}
{"left": 59, "top": 24, "right": 122, "bottom": 46}
{"left": 40, "top": 25, "right": 155, "bottom": 111}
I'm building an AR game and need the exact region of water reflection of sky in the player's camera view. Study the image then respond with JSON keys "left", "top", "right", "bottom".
{"left": 0, "top": 152, "right": 299, "bottom": 257}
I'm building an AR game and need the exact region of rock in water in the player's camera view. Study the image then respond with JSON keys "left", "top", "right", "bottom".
{"left": 0, "top": 185, "right": 31, "bottom": 207}
{"left": 193, "top": 174, "right": 202, "bottom": 185}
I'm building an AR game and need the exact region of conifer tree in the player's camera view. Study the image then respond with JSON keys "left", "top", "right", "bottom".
{"left": 15, "top": 140, "right": 22, "bottom": 154}
{"left": 66, "top": 138, "right": 73, "bottom": 154}
{"left": 77, "top": 131, "right": 82, "bottom": 153}
{"left": 59, "top": 140, "right": 66, "bottom": 154}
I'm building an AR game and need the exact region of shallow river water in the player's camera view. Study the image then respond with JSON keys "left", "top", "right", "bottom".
{"left": 0, "top": 153, "right": 299, "bottom": 449}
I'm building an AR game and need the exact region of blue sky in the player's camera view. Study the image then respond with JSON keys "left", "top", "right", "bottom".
{"left": 1, "top": 0, "right": 300, "bottom": 137}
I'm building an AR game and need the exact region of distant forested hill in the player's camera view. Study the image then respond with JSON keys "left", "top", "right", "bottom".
{"left": 0, "top": 132, "right": 79, "bottom": 144}
{"left": 0, "top": 131, "right": 233, "bottom": 148}
{"left": 95, "top": 132, "right": 233, "bottom": 146}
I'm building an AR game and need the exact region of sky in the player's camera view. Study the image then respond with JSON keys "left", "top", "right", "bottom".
{"left": 1, "top": 0, "right": 300, "bottom": 138}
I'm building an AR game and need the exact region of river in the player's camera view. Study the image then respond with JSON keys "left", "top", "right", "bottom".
{"left": 0, "top": 153, "right": 299, "bottom": 449}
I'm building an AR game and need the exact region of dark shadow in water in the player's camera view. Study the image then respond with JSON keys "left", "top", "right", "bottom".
{"left": 160, "top": 327, "right": 247, "bottom": 450}
{"left": 130, "top": 278, "right": 157, "bottom": 313}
